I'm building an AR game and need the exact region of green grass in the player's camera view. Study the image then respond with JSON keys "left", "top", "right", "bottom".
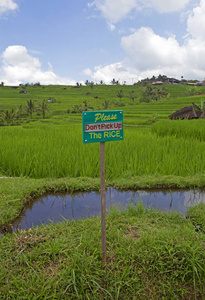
{"left": 0, "top": 201, "right": 204, "bottom": 299}
{"left": 1, "top": 122, "right": 205, "bottom": 179}
{"left": 1, "top": 84, "right": 205, "bottom": 132}
{"left": 1, "top": 84, "right": 205, "bottom": 299}
{"left": 0, "top": 177, "right": 100, "bottom": 225}
{"left": 152, "top": 119, "right": 205, "bottom": 142}
{"left": 187, "top": 202, "right": 205, "bottom": 233}
{"left": 1, "top": 175, "right": 205, "bottom": 227}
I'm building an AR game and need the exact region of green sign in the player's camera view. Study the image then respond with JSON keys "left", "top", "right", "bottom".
{"left": 82, "top": 110, "right": 123, "bottom": 143}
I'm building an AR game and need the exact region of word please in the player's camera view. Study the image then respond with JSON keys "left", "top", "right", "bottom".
{"left": 89, "top": 131, "right": 121, "bottom": 140}
{"left": 85, "top": 122, "right": 122, "bottom": 132}
{"left": 94, "top": 113, "right": 117, "bottom": 123}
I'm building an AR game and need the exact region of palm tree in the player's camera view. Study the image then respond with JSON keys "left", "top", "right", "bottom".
{"left": 0, "top": 110, "right": 10, "bottom": 125}
{"left": 140, "top": 84, "right": 169, "bottom": 103}
{"left": 72, "top": 104, "right": 81, "bottom": 113}
{"left": 37, "top": 99, "right": 49, "bottom": 119}
{"left": 25, "top": 100, "right": 36, "bottom": 120}
{"left": 158, "top": 86, "right": 170, "bottom": 100}
{"left": 102, "top": 100, "right": 111, "bottom": 109}
{"left": 117, "top": 90, "right": 124, "bottom": 99}
{"left": 15, "top": 105, "right": 24, "bottom": 120}
{"left": 85, "top": 80, "right": 90, "bottom": 86}
{"left": 111, "top": 78, "right": 116, "bottom": 85}
{"left": 129, "top": 90, "right": 137, "bottom": 104}
{"left": 90, "top": 81, "right": 94, "bottom": 94}
{"left": 81, "top": 100, "right": 93, "bottom": 111}
{"left": 0, "top": 109, "right": 15, "bottom": 125}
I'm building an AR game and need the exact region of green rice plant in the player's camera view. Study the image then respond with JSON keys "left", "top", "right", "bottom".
{"left": 152, "top": 119, "right": 205, "bottom": 142}
{"left": 105, "top": 128, "right": 205, "bottom": 178}
{"left": 0, "top": 123, "right": 99, "bottom": 178}
{"left": 1, "top": 123, "right": 205, "bottom": 179}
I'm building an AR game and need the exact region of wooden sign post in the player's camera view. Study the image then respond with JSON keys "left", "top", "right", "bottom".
{"left": 82, "top": 111, "right": 123, "bottom": 264}
{"left": 100, "top": 142, "right": 106, "bottom": 263}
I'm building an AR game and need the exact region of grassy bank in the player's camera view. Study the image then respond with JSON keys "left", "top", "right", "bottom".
{"left": 0, "top": 201, "right": 204, "bottom": 299}
{"left": 1, "top": 176, "right": 205, "bottom": 227}
{"left": 0, "top": 177, "right": 100, "bottom": 226}
{"left": 0, "top": 84, "right": 205, "bottom": 298}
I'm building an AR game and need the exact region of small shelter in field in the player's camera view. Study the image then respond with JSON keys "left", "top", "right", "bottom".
{"left": 169, "top": 105, "right": 205, "bottom": 120}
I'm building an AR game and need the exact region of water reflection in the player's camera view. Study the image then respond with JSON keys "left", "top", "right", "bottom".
{"left": 12, "top": 188, "right": 205, "bottom": 230}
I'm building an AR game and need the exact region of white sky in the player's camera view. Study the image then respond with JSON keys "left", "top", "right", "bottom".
{"left": 0, "top": 0, "right": 205, "bottom": 85}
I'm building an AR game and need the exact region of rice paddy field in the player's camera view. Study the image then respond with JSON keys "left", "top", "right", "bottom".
{"left": 1, "top": 123, "right": 205, "bottom": 180}
{"left": 0, "top": 83, "right": 205, "bottom": 299}
{"left": 1, "top": 83, "right": 205, "bottom": 180}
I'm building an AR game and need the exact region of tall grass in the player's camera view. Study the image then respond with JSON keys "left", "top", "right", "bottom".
{"left": 152, "top": 119, "right": 205, "bottom": 142}
{"left": 0, "top": 124, "right": 98, "bottom": 178}
{"left": 0, "top": 202, "right": 204, "bottom": 299}
{"left": 1, "top": 123, "right": 205, "bottom": 179}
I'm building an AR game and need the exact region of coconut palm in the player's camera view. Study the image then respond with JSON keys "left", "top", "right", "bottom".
{"left": 72, "top": 104, "right": 81, "bottom": 113}
{"left": 15, "top": 105, "right": 24, "bottom": 120}
{"left": 102, "top": 100, "right": 111, "bottom": 109}
{"left": 117, "top": 90, "right": 124, "bottom": 99}
{"left": 111, "top": 78, "right": 116, "bottom": 85}
{"left": 80, "top": 100, "right": 93, "bottom": 111}
{"left": 140, "top": 84, "right": 169, "bottom": 103}
{"left": 129, "top": 90, "right": 137, "bottom": 104}
{"left": 37, "top": 99, "right": 49, "bottom": 119}
{"left": 25, "top": 100, "right": 36, "bottom": 120}
{"left": 85, "top": 80, "right": 90, "bottom": 86}
{"left": 90, "top": 81, "right": 94, "bottom": 94}
{"left": 0, "top": 109, "right": 15, "bottom": 125}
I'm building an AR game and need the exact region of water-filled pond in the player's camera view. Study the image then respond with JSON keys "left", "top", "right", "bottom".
{"left": 12, "top": 188, "right": 205, "bottom": 231}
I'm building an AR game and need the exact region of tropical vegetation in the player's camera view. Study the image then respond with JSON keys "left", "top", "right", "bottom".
{"left": 0, "top": 81, "right": 205, "bottom": 299}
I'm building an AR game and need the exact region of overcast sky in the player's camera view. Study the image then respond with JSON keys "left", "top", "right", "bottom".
{"left": 0, "top": 0, "right": 205, "bottom": 85}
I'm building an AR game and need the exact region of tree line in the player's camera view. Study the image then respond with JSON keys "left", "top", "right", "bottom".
{"left": 0, "top": 99, "right": 49, "bottom": 126}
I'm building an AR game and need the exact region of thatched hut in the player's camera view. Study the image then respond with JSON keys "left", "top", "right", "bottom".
{"left": 169, "top": 105, "right": 205, "bottom": 120}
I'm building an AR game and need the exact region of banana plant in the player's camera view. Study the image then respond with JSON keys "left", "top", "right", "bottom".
{"left": 192, "top": 99, "right": 205, "bottom": 118}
